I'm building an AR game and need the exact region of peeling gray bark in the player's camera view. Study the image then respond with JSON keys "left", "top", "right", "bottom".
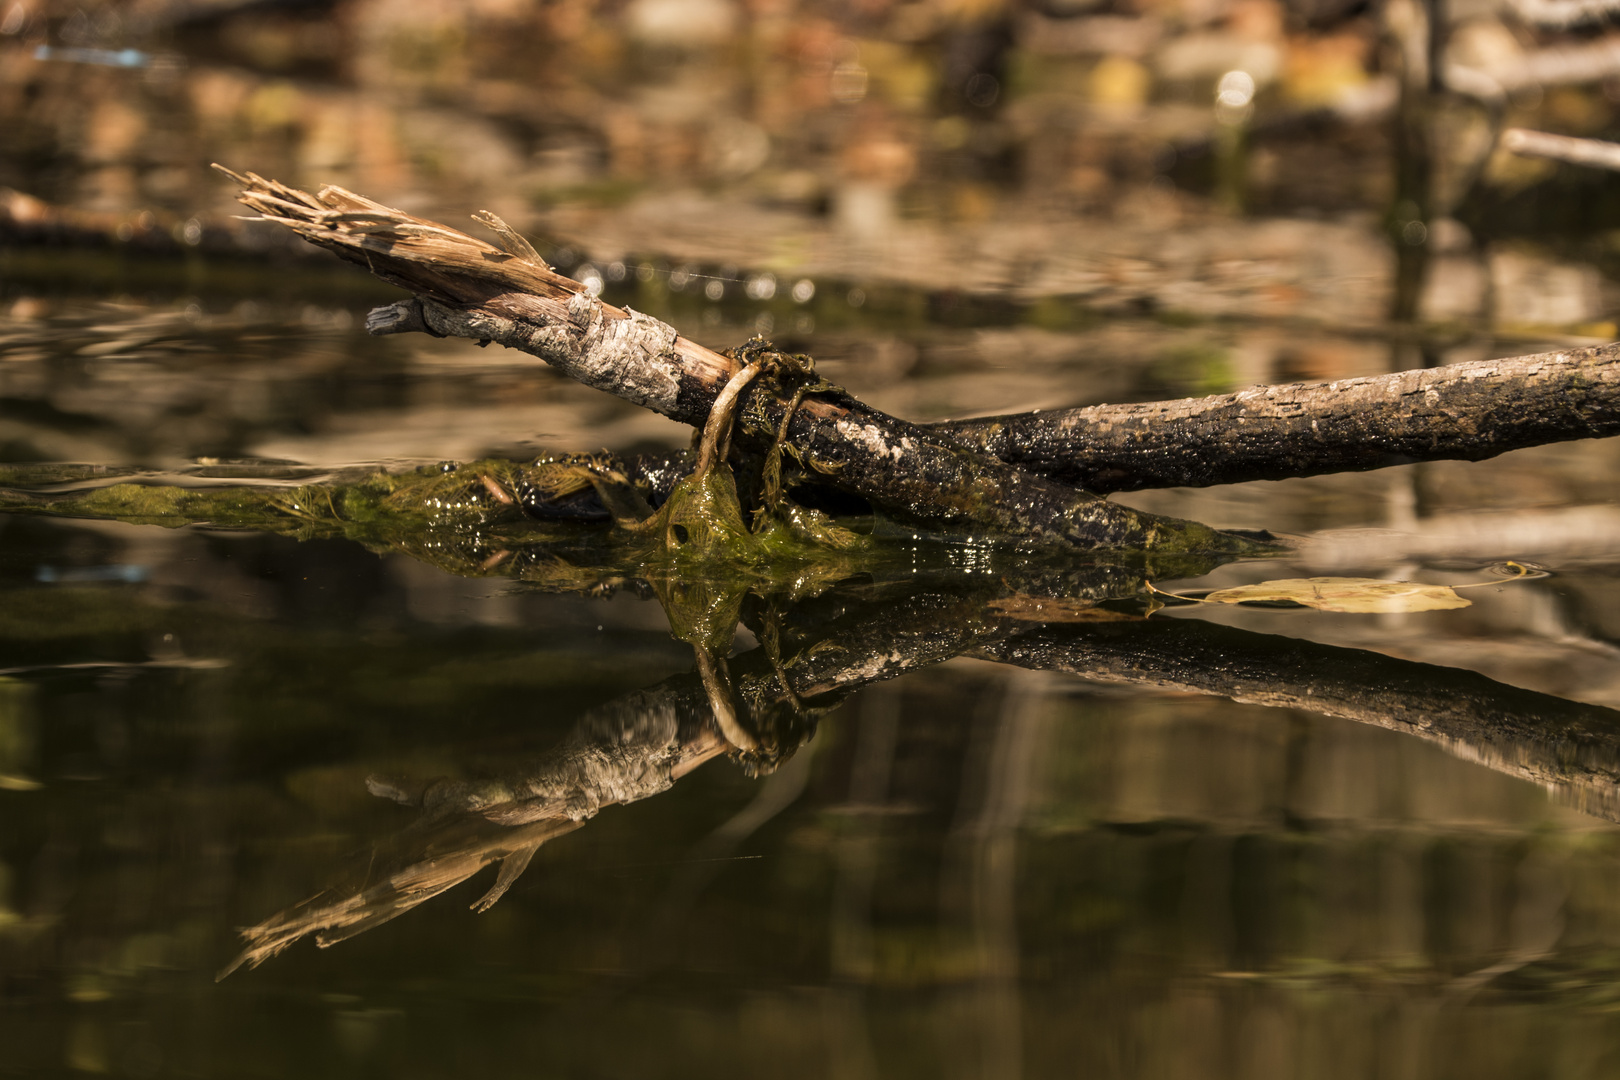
{"left": 931, "top": 343, "right": 1620, "bottom": 493}
{"left": 416, "top": 295, "right": 690, "bottom": 415}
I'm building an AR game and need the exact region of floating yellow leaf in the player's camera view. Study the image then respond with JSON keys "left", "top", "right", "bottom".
{"left": 1201, "top": 577, "right": 1471, "bottom": 613}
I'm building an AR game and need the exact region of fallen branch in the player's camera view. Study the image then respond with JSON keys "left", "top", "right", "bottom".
{"left": 218, "top": 167, "right": 1254, "bottom": 554}
{"left": 1502, "top": 127, "right": 1620, "bottom": 173}
{"left": 932, "top": 343, "right": 1620, "bottom": 492}
{"left": 219, "top": 168, "right": 1620, "bottom": 511}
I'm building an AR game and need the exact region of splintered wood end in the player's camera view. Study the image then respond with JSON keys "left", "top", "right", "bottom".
{"left": 212, "top": 165, "right": 581, "bottom": 304}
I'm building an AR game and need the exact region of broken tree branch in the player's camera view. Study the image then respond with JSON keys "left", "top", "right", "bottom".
{"left": 931, "top": 343, "right": 1620, "bottom": 492}
{"left": 219, "top": 167, "right": 1255, "bottom": 554}
{"left": 220, "top": 167, "right": 1618, "bottom": 510}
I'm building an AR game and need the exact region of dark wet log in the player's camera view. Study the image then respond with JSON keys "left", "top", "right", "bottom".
{"left": 588, "top": 345, "right": 1620, "bottom": 500}
{"left": 930, "top": 343, "right": 1620, "bottom": 493}
{"left": 979, "top": 618, "right": 1620, "bottom": 822}
{"left": 219, "top": 168, "right": 1253, "bottom": 554}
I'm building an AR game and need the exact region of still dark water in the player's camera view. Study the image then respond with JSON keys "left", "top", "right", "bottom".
{"left": 4, "top": 282, "right": 1620, "bottom": 1080}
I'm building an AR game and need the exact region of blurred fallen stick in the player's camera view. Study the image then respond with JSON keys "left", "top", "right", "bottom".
{"left": 1297, "top": 504, "right": 1620, "bottom": 571}
{"left": 1471, "top": 38, "right": 1620, "bottom": 90}
{"left": 1502, "top": 127, "right": 1620, "bottom": 172}
{"left": 1511, "top": 0, "right": 1620, "bottom": 29}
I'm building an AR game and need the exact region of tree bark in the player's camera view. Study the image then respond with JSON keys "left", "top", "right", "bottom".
{"left": 930, "top": 343, "right": 1620, "bottom": 492}
{"left": 220, "top": 168, "right": 1254, "bottom": 554}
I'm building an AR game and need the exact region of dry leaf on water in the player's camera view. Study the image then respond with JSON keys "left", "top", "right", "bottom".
{"left": 986, "top": 595, "right": 1141, "bottom": 622}
{"left": 1201, "top": 577, "right": 1472, "bottom": 613}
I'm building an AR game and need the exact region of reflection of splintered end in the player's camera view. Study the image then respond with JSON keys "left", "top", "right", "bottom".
{"left": 214, "top": 819, "right": 579, "bottom": 980}
{"left": 214, "top": 944, "right": 256, "bottom": 982}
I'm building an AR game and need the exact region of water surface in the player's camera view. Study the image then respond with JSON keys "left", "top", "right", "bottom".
{"left": 3, "top": 288, "right": 1620, "bottom": 1080}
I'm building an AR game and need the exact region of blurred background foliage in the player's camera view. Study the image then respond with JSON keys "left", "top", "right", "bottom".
{"left": 7, "top": 0, "right": 1620, "bottom": 337}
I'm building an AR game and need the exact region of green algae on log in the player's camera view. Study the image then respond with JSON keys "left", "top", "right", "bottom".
{"left": 0, "top": 460, "right": 1247, "bottom": 605}
{"left": 217, "top": 167, "right": 1269, "bottom": 556}
{"left": 0, "top": 459, "right": 860, "bottom": 582}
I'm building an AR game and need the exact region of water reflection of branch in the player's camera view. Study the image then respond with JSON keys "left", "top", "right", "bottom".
{"left": 222, "top": 583, "right": 1620, "bottom": 976}
{"left": 939, "top": 671, "right": 1051, "bottom": 1080}
{"left": 216, "top": 815, "right": 591, "bottom": 979}
{"left": 218, "top": 587, "right": 1013, "bottom": 977}
{"left": 215, "top": 694, "right": 723, "bottom": 979}
{"left": 979, "top": 618, "right": 1620, "bottom": 823}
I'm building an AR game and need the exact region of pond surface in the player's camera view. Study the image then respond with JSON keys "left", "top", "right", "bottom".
{"left": 3, "top": 278, "right": 1620, "bottom": 1080}
{"left": 9, "top": 1, "right": 1620, "bottom": 1067}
